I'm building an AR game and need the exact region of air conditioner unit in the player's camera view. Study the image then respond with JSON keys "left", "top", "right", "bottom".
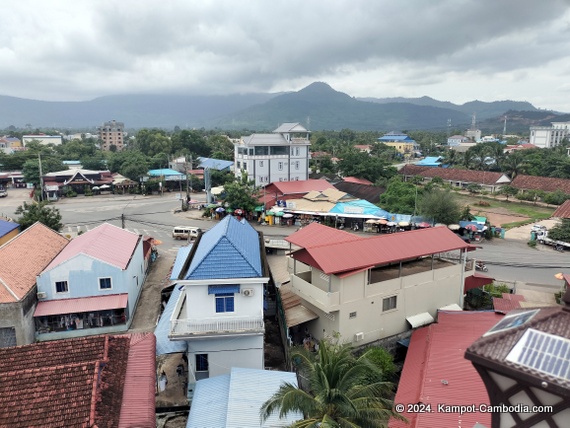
{"left": 37, "top": 292, "right": 47, "bottom": 299}
{"left": 354, "top": 332, "right": 364, "bottom": 342}
{"left": 242, "top": 288, "right": 254, "bottom": 297}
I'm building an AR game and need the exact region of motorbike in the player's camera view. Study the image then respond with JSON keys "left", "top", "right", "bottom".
{"left": 475, "top": 261, "right": 488, "bottom": 272}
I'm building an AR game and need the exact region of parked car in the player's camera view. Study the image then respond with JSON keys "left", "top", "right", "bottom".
{"left": 0, "top": 189, "right": 7, "bottom": 198}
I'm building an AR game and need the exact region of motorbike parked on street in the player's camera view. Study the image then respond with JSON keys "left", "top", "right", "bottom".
{"left": 475, "top": 261, "right": 488, "bottom": 272}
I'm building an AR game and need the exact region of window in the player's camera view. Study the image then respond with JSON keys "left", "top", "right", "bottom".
{"left": 295, "top": 161, "right": 300, "bottom": 170}
{"left": 55, "top": 281, "right": 68, "bottom": 293}
{"left": 259, "top": 160, "right": 264, "bottom": 167}
{"left": 296, "top": 147, "right": 300, "bottom": 156}
{"left": 278, "top": 162, "right": 283, "bottom": 171}
{"left": 215, "top": 293, "right": 235, "bottom": 313}
{"left": 99, "top": 277, "right": 112, "bottom": 290}
{"left": 237, "top": 161, "right": 241, "bottom": 169}
{"left": 349, "top": 311, "right": 357, "bottom": 319}
{"left": 195, "top": 354, "right": 209, "bottom": 380}
{"left": 383, "top": 296, "right": 397, "bottom": 312}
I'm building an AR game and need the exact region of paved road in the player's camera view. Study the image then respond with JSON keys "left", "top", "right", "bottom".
{"left": 1, "top": 188, "right": 567, "bottom": 286}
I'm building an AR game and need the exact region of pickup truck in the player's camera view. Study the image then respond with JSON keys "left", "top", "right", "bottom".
{"left": 537, "top": 230, "right": 570, "bottom": 251}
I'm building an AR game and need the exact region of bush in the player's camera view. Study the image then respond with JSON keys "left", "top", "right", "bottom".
{"left": 65, "top": 189, "right": 77, "bottom": 198}
{"left": 543, "top": 190, "right": 570, "bottom": 205}
{"left": 527, "top": 240, "right": 537, "bottom": 248}
{"left": 476, "top": 200, "right": 491, "bottom": 207}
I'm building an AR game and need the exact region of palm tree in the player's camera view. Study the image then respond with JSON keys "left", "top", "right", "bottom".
{"left": 260, "top": 339, "right": 404, "bottom": 427}
{"left": 502, "top": 151, "right": 527, "bottom": 179}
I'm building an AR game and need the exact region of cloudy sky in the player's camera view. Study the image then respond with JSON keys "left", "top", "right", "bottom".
{"left": 3, "top": 0, "right": 570, "bottom": 111}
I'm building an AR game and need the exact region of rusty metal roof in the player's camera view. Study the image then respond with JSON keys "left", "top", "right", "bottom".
{"left": 291, "top": 225, "right": 471, "bottom": 275}
{"left": 34, "top": 293, "right": 128, "bottom": 317}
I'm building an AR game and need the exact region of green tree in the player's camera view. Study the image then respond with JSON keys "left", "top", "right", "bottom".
{"left": 548, "top": 219, "right": 570, "bottom": 242}
{"left": 418, "top": 188, "right": 461, "bottom": 224}
{"left": 379, "top": 176, "right": 417, "bottom": 214}
{"left": 120, "top": 152, "right": 150, "bottom": 181}
{"left": 499, "top": 185, "right": 519, "bottom": 201}
{"left": 260, "top": 338, "right": 403, "bottom": 427}
{"left": 222, "top": 173, "right": 259, "bottom": 212}
{"left": 337, "top": 149, "right": 396, "bottom": 183}
{"left": 501, "top": 151, "right": 527, "bottom": 179}
{"left": 22, "top": 158, "right": 67, "bottom": 186}
{"left": 15, "top": 201, "right": 63, "bottom": 232}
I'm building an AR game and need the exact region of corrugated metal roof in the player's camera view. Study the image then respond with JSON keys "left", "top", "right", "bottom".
{"left": 44, "top": 223, "right": 140, "bottom": 271}
{"left": 264, "top": 179, "right": 334, "bottom": 195}
{"left": 342, "top": 176, "right": 373, "bottom": 185}
{"left": 390, "top": 311, "right": 502, "bottom": 428}
{"left": 291, "top": 224, "right": 471, "bottom": 275}
{"left": 464, "top": 272, "right": 494, "bottom": 292}
{"left": 154, "top": 285, "right": 187, "bottom": 355}
{"left": 0, "top": 222, "right": 69, "bottom": 303}
{"left": 0, "top": 220, "right": 18, "bottom": 237}
{"left": 185, "top": 216, "right": 262, "bottom": 280}
{"left": 285, "top": 222, "right": 361, "bottom": 248}
{"left": 285, "top": 305, "right": 319, "bottom": 328}
{"left": 493, "top": 296, "right": 524, "bottom": 314}
{"left": 406, "top": 312, "right": 435, "bottom": 328}
{"left": 187, "top": 367, "right": 302, "bottom": 428}
{"left": 171, "top": 245, "right": 192, "bottom": 280}
{"left": 34, "top": 293, "right": 128, "bottom": 317}
{"left": 118, "top": 333, "right": 156, "bottom": 428}
{"left": 273, "top": 122, "right": 308, "bottom": 133}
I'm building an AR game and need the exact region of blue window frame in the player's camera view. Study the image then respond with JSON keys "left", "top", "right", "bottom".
{"left": 215, "top": 293, "right": 235, "bottom": 313}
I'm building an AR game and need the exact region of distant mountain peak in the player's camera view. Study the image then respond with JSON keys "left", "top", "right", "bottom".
{"left": 299, "top": 82, "right": 335, "bottom": 93}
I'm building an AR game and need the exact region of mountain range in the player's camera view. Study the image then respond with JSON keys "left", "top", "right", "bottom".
{"left": 0, "top": 82, "right": 567, "bottom": 133}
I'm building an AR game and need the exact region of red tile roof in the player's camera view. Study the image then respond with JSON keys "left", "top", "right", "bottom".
{"left": 399, "top": 164, "right": 508, "bottom": 185}
{"left": 390, "top": 311, "right": 503, "bottom": 428}
{"left": 291, "top": 224, "right": 472, "bottom": 275}
{"left": 34, "top": 293, "right": 128, "bottom": 317}
{"left": 552, "top": 199, "right": 570, "bottom": 219}
{"left": 0, "top": 333, "right": 155, "bottom": 428}
{"left": 0, "top": 222, "right": 69, "bottom": 303}
{"left": 511, "top": 174, "right": 570, "bottom": 193}
{"left": 44, "top": 223, "right": 140, "bottom": 272}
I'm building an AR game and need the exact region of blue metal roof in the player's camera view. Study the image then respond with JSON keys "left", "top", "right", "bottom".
{"left": 378, "top": 131, "right": 416, "bottom": 143}
{"left": 0, "top": 220, "right": 19, "bottom": 237}
{"left": 154, "top": 284, "right": 187, "bottom": 355}
{"left": 147, "top": 168, "right": 184, "bottom": 177}
{"left": 170, "top": 245, "right": 193, "bottom": 280}
{"left": 416, "top": 156, "right": 442, "bottom": 167}
{"left": 187, "top": 367, "right": 302, "bottom": 428}
{"left": 198, "top": 157, "right": 234, "bottom": 171}
{"left": 184, "top": 216, "right": 262, "bottom": 280}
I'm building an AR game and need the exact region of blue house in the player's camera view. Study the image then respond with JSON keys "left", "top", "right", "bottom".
{"left": 168, "top": 215, "right": 269, "bottom": 398}
{"left": 34, "top": 223, "right": 146, "bottom": 341}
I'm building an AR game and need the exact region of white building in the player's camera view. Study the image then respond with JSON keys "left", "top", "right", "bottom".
{"left": 168, "top": 216, "right": 269, "bottom": 398}
{"left": 22, "top": 135, "right": 63, "bottom": 146}
{"left": 234, "top": 122, "right": 311, "bottom": 187}
{"left": 529, "top": 121, "right": 570, "bottom": 149}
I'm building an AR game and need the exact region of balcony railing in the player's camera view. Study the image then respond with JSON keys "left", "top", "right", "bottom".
{"left": 291, "top": 274, "right": 339, "bottom": 313}
{"left": 170, "top": 314, "right": 264, "bottom": 338}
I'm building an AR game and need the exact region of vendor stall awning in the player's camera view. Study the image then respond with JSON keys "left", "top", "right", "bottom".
{"left": 34, "top": 294, "right": 128, "bottom": 317}
{"left": 285, "top": 305, "right": 319, "bottom": 328}
{"left": 406, "top": 312, "right": 435, "bottom": 328}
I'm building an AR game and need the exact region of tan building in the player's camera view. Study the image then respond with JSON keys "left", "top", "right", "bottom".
{"left": 283, "top": 223, "right": 477, "bottom": 347}
{"left": 98, "top": 119, "right": 125, "bottom": 151}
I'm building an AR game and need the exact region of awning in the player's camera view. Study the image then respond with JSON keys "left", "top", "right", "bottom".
{"left": 406, "top": 312, "right": 435, "bottom": 328}
{"left": 285, "top": 305, "right": 319, "bottom": 328}
{"left": 34, "top": 294, "right": 128, "bottom": 317}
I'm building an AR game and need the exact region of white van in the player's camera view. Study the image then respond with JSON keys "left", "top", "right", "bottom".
{"left": 172, "top": 226, "right": 202, "bottom": 240}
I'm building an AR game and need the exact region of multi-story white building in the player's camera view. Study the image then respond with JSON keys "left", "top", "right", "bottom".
{"left": 98, "top": 120, "right": 125, "bottom": 151}
{"left": 529, "top": 121, "right": 570, "bottom": 149}
{"left": 168, "top": 216, "right": 269, "bottom": 398}
{"left": 22, "top": 135, "right": 63, "bottom": 146}
{"left": 234, "top": 122, "right": 311, "bottom": 186}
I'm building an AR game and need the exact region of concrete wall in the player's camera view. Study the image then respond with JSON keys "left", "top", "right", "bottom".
{"left": 0, "top": 289, "right": 37, "bottom": 346}
{"left": 0, "top": 228, "right": 18, "bottom": 247}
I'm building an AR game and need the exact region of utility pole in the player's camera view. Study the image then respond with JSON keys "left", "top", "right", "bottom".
{"left": 121, "top": 213, "right": 125, "bottom": 229}
{"left": 38, "top": 153, "right": 44, "bottom": 202}
{"left": 185, "top": 157, "right": 190, "bottom": 202}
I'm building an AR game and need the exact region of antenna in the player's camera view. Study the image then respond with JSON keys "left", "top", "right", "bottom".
{"left": 471, "top": 113, "right": 477, "bottom": 130}
{"left": 503, "top": 115, "right": 507, "bottom": 135}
